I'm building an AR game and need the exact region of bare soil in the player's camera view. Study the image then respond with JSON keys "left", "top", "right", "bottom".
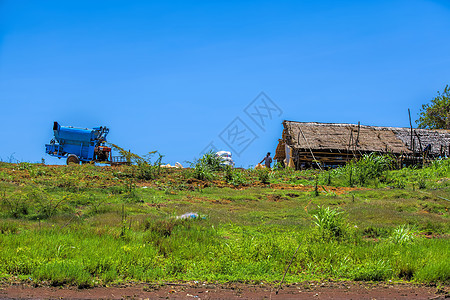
{"left": 1, "top": 282, "right": 448, "bottom": 299}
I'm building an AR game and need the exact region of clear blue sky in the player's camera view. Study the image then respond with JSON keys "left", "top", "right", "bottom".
{"left": 1, "top": 0, "right": 449, "bottom": 167}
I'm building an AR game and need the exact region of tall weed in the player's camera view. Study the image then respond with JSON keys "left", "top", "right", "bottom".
{"left": 311, "top": 206, "right": 349, "bottom": 241}
{"left": 332, "top": 154, "right": 394, "bottom": 187}
{"left": 390, "top": 224, "right": 416, "bottom": 245}
{"left": 190, "top": 151, "right": 225, "bottom": 181}
{"left": 224, "top": 167, "right": 248, "bottom": 187}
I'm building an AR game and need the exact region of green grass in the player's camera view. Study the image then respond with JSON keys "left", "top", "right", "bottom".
{"left": 0, "top": 225, "right": 448, "bottom": 285}
{"left": 0, "top": 158, "right": 449, "bottom": 286}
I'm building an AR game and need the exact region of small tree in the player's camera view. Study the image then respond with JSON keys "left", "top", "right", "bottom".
{"left": 416, "top": 85, "right": 450, "bottom": 129}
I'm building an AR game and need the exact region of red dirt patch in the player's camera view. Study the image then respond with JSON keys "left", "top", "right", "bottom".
{"left": 269, "top": 183, "right": 364, "bottom": 195}
{"left": 0, "top": 282, "right": 447, "bottom": 299}
{"left": 184, "top": 195, "right": 232, "bottom": 204}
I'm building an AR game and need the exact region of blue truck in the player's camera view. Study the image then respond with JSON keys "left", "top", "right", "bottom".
{"left": 45, "top": 121, "right": 113, "bottom": 165}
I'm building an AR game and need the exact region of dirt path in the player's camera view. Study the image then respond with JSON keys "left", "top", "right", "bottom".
{"left": 1, "top": 282, "right": 447, "bottom": 299}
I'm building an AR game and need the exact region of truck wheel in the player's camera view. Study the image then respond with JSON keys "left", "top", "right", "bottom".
{"left": 67, "top": 154, "right": 80, "bottom": 165}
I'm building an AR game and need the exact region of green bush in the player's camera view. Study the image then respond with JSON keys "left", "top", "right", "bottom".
{"left": 311, "top": 206, "right": 349, "bottom": 241}
{"left": 191, "top": 151, "right": 225, "bottom": 181}
{"left": 390, "top": 224, "right": 416, "bottom": 245}
{"left": 225, "top": 167, "right": 248, "bottom": 187}
{"left": 333, "top": 154, "right": 394, "bottom": 187}
{"left": 1, "top": 191, "right": 30, "bottom": 219}
{"left": 417, "top": 176, "right": 427, "bottom": 189}
{"left": 195, "top": 151, "right": 224, "bottom": 172}
{"left": 136, "top": 152, "right": 164, "bottom": 180}
{"left": 192, "top": 164, "right": 215, "bottom": 181}
{"left": 258, "top": 170, "right": 270, "bottom": 184}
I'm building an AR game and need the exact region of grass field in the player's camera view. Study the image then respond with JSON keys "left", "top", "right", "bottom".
{"left": 0, "top": 156, "right": 449, "bottom": 287}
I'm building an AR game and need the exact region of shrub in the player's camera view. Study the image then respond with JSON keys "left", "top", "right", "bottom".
{"left": 430, "top": 158, "right": 450, "bottom": 176}
{"left": 258, "top": 170, "right": 270, "bottom": 184}
{"left": 195, "top": 151, "right": 224, "bottom": 172}
{"left": 1, "top": 192, "right": 30, "bottom": 219}
{"left": 355, "top": 154, "right": 393, "bottom": 185}
{"left": 417, "top": 176, "right": 427, "bottom": 189}
{"left": 192, "top": 164, "right": 215, "bottom": 181}
{"left": 225, "top": 167, "right": 248, "bottom": 187}
{"left": 335, "top": 154, "right": 394, "bottom": 187}
{"left": 394, "top": 179, "right": 406, "bottom": 189}
{"left": 273, "top": 162, "right": 284, "bottom": 170}
{"left": 312, "top": 206, "right": 348, "bottom": 241}
{"left": 136, "top": 152, "right": 164, "bottom": 180}
{"left": 190, "top": 151, "right": 225, "bottom": 181}
{"left": 390, "top": 224, "right": 416, "bottom": 245}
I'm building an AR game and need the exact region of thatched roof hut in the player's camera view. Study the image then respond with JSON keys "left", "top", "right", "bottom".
{"left": 275, "top": 120, "right": 450, "bottom": 168}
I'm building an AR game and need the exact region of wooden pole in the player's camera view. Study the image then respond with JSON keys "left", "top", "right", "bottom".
{"left": 408, "top": 109, "right": 413, "bottom": 149}
{"left": 356, "top": 121, "right": 360, "bottom": 149}
{"left": 414, "top": 130, "right": 424, "bottom": 166}
{"left": 276, "top": 243, "right": 302, "bottom": 295}
{"left": 347, "top": 129, "right": 353, "bottom": 150}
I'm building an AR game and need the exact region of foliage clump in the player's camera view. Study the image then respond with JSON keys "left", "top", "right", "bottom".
{"left": 224, "top": 167, "right": 248, "bottom": 187}
{"left": 191, "top": 151, "right": 225, "bottom": 181}
{"left": 416, "top": 84, "right": 450, "bottom": 129}
{"left": 257, "top": 169, "right": 271, "bottom": 184}
{"left": 135, "top": 152, "right": 164, "bottom": 180}
{"left": 390, "top": 224, "right": 416, "bottom": 245}
{"left": 331, "top": 153, "right": 394, "bottom": 187}
{"left": 311, "top": 206, "right": 349, "bottom": 241}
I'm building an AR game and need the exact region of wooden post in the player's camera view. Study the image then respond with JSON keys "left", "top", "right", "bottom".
{"left": 408, "top": 109, "right": 413, "bottom": 149}
{"left": 356, "top": 121, "right": 360, "bottom": 149}
{"left": 414, "top": 130, "right": 425, "bottom": 167}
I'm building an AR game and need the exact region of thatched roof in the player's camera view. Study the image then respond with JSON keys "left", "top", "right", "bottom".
{"left": 391, "top": 127, "right": 450, "bottom": 154}
{"left": 281, "top": 121, "right": 450, "bottom": 156}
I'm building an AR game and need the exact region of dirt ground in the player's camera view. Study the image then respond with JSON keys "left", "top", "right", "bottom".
{"left": 1, "top": 282, "right": 448, "bottom": 300}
